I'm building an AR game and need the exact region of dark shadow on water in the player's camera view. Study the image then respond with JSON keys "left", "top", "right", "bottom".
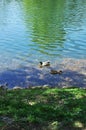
{"left": 0, "top": 66, "right": 86, "bottom": 88}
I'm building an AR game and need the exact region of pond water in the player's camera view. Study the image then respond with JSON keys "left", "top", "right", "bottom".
{"left": 0, "top": 0, "right": 86, "bottom": 88}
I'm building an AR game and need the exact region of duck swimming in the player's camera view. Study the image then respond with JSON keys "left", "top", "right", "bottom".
{"left": 50, "top": 70, "right": 63, "bottom": 74}
{"left": 39, "top": 61, "right": 50, "bottom": 68}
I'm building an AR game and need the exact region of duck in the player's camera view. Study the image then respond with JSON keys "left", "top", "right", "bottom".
{"left": 39, "top": 61, "right": 50, "bottom": 68}
{"left": 50, "top": 70, "right": 63, "bottom": 74}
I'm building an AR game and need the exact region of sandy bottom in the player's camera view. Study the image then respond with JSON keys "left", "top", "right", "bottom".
{"left": 0, "top": 58, "right": 86, "bottom": 88}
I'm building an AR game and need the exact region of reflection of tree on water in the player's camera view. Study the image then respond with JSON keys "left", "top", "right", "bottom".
{"left": 23, "top": 0, "right": 66, "bottom": 56}
{"left": 23, "top": 0, "right": 86, "bottom": 58}
{"left": 64, "top": 0, "right": 86, "bottom": 28}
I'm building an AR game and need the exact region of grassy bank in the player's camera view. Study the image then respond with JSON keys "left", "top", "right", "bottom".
{"left": 0, "top": 87, "right": 86, "bottom": 130}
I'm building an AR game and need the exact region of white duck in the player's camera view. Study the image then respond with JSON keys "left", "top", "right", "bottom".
{"left": 39, "top": 61, "right": 50, "bottom": 68}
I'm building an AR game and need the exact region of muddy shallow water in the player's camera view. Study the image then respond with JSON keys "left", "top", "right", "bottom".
{"left": 0, "top": 58, "right": 86, "bottom": 88}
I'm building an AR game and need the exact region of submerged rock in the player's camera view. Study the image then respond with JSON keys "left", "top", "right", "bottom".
{"left": 0, "top": 83, "right": 8, "bottom": 90}
{"left": 13, "top": 86, "right": 23, "bottom": 90}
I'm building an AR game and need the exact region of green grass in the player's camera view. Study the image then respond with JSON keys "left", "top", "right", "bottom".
{"left": 0, "top": 87, "right": 86, "bottom": 130}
